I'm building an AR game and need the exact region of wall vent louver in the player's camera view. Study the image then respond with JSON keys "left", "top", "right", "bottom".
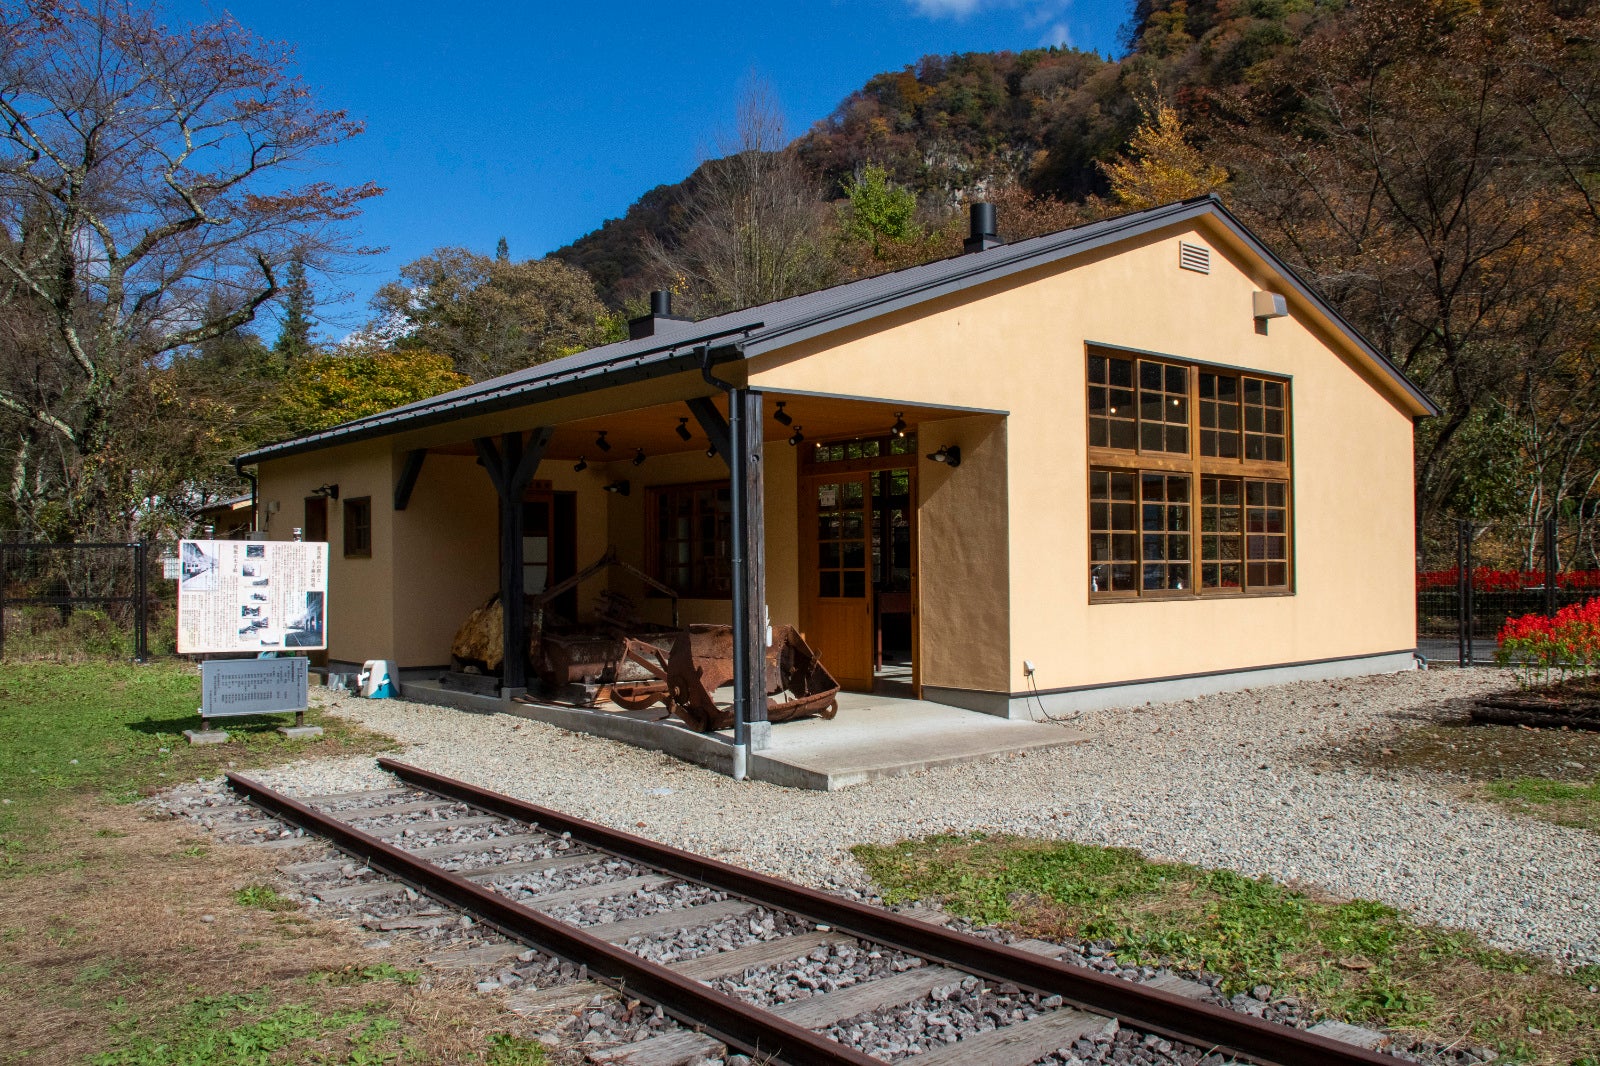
{"left": 1178, "top": 241, "right": 1211, "bottom": 274}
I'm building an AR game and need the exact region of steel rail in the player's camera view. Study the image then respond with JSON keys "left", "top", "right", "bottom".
{"left": 380, "top": 758, "right": 1399, "bottom": 1066}
{"left": 225, "top": 771, "right": 879, "bottom": 1066}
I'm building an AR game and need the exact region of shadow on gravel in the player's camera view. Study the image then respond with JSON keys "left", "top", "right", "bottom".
{"left": 1335, "top": 691, "right": 1600, "bottom": 783}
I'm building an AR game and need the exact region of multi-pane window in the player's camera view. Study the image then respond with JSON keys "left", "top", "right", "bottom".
{"left": 1198, "top": 372, "right": 1241, "bottom": 458}
{"left": 1243, "top": 377, "right": 1287, "bottom": 462}
{"left": 1088, "top": 348, "right": 1292, "bottom": 600}
{"left": 1089, "top": 470, "right": 1138, "bottom": 593}
{"left": 1246, "top": 480, "right": 1290, "bottom": 588}
{"left": 1139, "top": 361, "right": 1189, "bottom": 454}
{"left": 649, "top": 483, "right": 731, "bottom": 598}
{"left": 1199, "top": 477, "right": 1244, "bottom": 589}
{"left": 1139, "top": 473, "right": 1191, "bottom": 591}
{"left": 1087, "top": 354, "right": 1136, "bottom": 450}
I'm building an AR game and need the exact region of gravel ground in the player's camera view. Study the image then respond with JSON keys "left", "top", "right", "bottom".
{"left": 241, "top": 667, "right": 1600, "bottom": 967}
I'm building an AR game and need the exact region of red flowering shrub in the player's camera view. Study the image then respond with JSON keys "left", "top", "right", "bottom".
{"left": 1497, "top": 596, "right": 1600, "bottom": 686}
{"left": 1416, "top": 568, "right": 1600, "bottom": 591}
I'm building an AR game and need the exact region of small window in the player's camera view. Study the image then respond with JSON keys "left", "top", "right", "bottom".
{"left": 343, "top": 497, "right": 372, "bottom": 558}
{"left": 1243, "top": 377, "right": 1287, "bottom": 463}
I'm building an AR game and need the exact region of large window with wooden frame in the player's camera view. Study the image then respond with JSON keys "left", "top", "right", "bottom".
{"left": 1088, "top": 348, "right": 1293, "bottom": 600}
{"left": 647, "top": 482, "right": 731, "bottom": 599}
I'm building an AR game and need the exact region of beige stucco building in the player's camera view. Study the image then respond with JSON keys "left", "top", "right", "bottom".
{"left": 238, "top": 196, "right": 1434, "bottom": 726}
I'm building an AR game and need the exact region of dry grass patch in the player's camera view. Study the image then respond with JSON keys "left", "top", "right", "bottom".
{"left": 0, "top": 791, "right": 564, "bottom": 1064}
{"left": 853, "top": 834, "right": 1600, "bottom": 1066}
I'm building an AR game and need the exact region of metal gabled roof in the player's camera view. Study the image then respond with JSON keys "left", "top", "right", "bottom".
{"left": 236, "top": 195, "right": 1436, "bottom": 465}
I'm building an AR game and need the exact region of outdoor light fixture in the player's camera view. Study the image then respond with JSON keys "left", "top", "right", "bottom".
{"left": 632, "top": 447, "right": 647, "bottom": 467}
{"left": 573, "top": 456, "right": 588, "bottom": 473}
{"left": 594, "top": 430, "right": 611, "bottom": 452}
{"left": 602, "top": 479, "right": 630, "bottom": 496}
{"left": 706, "top": 443, "right": 717, "bottom": 458}
{"left": 891, "top": 412, "right": 907, "bottom": 437}
{"left": 788, "top": 425, "right": 805, "bottom": 446}
{"left": 675, "top": 417, "right": 692, "bottom": 442}
{"left": 311, "top": 483, "right": 339, "bottom": 500}
{"left": 773, "top": 401, "right": 792, "bottom": 426}
{"left": 926, "top": 445, "right": 961, "bottom": 468}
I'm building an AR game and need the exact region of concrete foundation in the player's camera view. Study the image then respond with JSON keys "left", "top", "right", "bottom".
{"left": 183, "top": 727, "right": 229, "bottom": 745}
{"left": 926, "top": 649, "right": 1421, "bottom": 719}
{"left": 397, "top": 676, "right": 1085, "bottom": 791}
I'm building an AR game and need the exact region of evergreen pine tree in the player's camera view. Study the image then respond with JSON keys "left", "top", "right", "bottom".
{"left": 495, "top": 236, "right": 510, "bottom": 262}
{"left": 273, "top": 259, "right": 315, "bottom": 359}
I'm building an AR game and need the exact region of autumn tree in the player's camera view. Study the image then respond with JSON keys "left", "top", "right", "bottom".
{"left": 1209, "top": 0, "right": 1600, "bottom": 544}
{"left": 276, "top": 345, "right": 468, "bottom": 434}
{"left": 839, "top": 163, "right": 919, "bottom": 258}
{"left": 0, "top": 0, "right": 380, "bottom": 539}
{"left": 1101, "top": 99, "right": 1228, "bottom": 209}
{"left": 371, "top": 247, "right": 612, "bottom": 381}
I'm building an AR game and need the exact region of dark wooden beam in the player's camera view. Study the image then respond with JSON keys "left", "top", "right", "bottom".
{"left": 728, "top": 389, "right": 769, "bottom": 742}
{"left": 685, "top": 396, "right": 732, "bottom": 465}
{"left": 472, "top": 437, "right": 506, "bottom": 496}
{"left": 475, "top": 429, "right": 552, "bottom": 696}
{"left": 393, "top": 450, "right": 426, "bottom": 511}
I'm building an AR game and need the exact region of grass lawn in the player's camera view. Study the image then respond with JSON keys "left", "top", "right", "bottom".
{"left": 853, "top": 834, "right": 1600, "bottom": 1066}
{"left": 0, "top": 660, "right": 555, "bottom": 1065}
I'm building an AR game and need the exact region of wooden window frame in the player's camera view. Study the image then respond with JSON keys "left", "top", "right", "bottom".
{"left": 644, "top": 480, "right": 732, "bottom": 600}
{"left": 342, "top": 496, "right": 372, "bottom": 558}
{"left": 1087, "top": 347, "right": 1293, "bottom": 602}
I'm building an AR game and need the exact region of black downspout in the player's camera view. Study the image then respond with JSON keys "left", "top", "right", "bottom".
{"left": 233, "top": 459, "right": 259, "bottom": 534}
{"left": 700, "top": 345, "right": 753, "bottom": 781}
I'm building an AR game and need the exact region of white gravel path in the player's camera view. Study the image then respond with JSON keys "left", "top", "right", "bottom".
{"left": 243, "top": 668, "right": 1600, "bottom": 968}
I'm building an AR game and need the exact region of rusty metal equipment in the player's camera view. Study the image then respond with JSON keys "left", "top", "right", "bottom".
{"left": 664, "top": 624, "right": 839, "bottom": 732}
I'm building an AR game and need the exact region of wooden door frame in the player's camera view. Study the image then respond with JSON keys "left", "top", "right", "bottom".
{"left": 798, "top": 455, "right": 921, "bottom": 699}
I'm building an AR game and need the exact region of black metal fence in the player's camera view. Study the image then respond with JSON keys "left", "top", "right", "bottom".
{"left": 0, "top": 541, "right": 158, "bottom": 661}
{"left": 1417, "top": 517, "right": 1600, "bottom": 665}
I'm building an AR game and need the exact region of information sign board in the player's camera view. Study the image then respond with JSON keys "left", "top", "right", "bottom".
{"left": 200, "top": 657, "right": 309, "bottom": 719}
{"left": 177, "top": 540, "right": 328, "bottom": 654}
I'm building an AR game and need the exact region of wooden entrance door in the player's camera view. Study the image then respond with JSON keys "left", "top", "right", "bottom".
{"left": 800, "top": 472, "right": 875, "bottom": 690}
{"left": 303, "top": 497, "right": 328, "bottom": 543}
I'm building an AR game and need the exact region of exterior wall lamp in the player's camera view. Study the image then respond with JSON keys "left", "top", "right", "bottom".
{"left": 603, "top": 479, "right": 630, "bottom": 496}
{"left": 926, "top": 445, "right": 961, "bottom": 468}
{"left": 310, "top": 483, "right": 339, "bottom": 500}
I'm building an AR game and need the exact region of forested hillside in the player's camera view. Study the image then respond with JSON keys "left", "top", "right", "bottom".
{"left": 553, "top": 0, "right": 1340, "bottom": 307}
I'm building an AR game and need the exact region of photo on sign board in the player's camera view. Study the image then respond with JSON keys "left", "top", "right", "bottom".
{"left": 246, "top": 544, "right": 265, "bottom": 559}
{"left": 285, "top": 591, "right": 324, "bottom": 648}
{"left": 180, "top": 542, "right": 218, "bottom": 591}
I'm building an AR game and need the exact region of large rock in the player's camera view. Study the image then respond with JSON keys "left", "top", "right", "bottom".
{"left": 451, "top": 594, "right": 505, "bottom": 671}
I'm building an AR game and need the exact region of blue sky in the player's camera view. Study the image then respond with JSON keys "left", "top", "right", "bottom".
{"left": 177, "top": 0, "right": 1134, "bottom": 336}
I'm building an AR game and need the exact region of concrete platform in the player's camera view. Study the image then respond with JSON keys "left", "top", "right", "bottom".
{"left": 397, "top": 677, "right": 1086, "bottom": 790}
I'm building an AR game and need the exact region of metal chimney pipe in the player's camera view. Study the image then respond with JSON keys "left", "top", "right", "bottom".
{"left": 964, "top": 203, "right": 1004, "bottom": 253}
{"left": 650, "top": 290, "right": 672, "bottom": 317}
{"left": 970, "top": 202, "right": 997, "bottom": 240}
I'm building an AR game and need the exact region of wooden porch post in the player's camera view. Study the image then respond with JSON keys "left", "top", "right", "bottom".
{"left": 474, "top": 428, "right": 552, "bottom": 697}
{"left": 730, "top": 389, "right": 769, "bottom": 750}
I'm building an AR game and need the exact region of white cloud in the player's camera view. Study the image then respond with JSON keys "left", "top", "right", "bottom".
{"left": 907, "top": 0, "right": 996, "bottom": 15}
{"left": 1038, "top": 21, "right": 1072, "bottom": 47}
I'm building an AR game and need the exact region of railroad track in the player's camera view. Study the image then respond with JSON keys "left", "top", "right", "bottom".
{"left": 225, "top": 759, "right": 1397, "bottom": 1066}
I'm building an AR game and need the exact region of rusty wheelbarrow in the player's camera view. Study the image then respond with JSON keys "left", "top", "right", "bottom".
{"left": 663, "top": 623, "right": 840, "bottom": 733}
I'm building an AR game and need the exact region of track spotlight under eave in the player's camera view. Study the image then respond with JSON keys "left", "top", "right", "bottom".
{"left": 573, "top": 457, "right": 587, "bottom": 473}
{"left": 891, "top": 412, "right": 907, "bottom": 438}
{"left": 675, "top": 417, "right": 692, "bottom": 442}
{"left": 633, "top": 448, "right": 647, "bottom": 467}
{"left": 788, "top": 426, "right": 805, "bottom": 446}
{"left": 595, "top": 430, "right": 611, "bottom": 452}
{"left": 773, "top": 401, "right": 792, "bottom": 426}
